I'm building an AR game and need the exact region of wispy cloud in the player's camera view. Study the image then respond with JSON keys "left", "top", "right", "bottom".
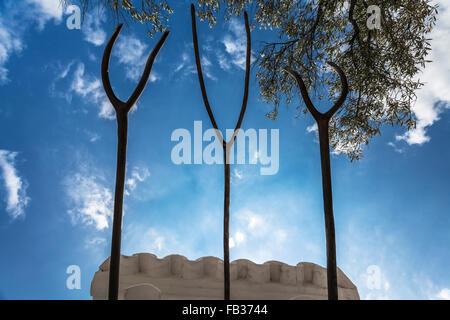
{"left": 114, "top": 34, "right": 159, "bottom": 82}
{"left": 174, "top": 52, "right": 190, "bottom": 73}
{"left": 216, "top": 50, "right": 231, "bottom": 71}
{"left": 173, "top": 44, "right": 217, "bottom": 81}
{"left": 174, "top": 51, "right": 195, "bottom": 75}
{"left": 233, "top": 168, "right": 243, "bottom": 180}
{"left": 26, "top": 0, "right": 63, "bottom": 29}
{"left": 221, "top": 20, "right": 255, "bottom": 71}
{"left": 0, "top": 1, "right": 105, "bottom": 86}
{"left": 306, "top": 123, "right": 318, "bottom": 133}
{"left": 68, "top": 62, "right": 115, "bottom": 120}
{"left": 396, "top": 1, "right": 450, "bottom": 145}
{"left": 227, "top": 209, "right": 294, "bottom": 263}
{"left": 123, "top": 224, "right": 182, "bottom": 256}
{"left": 64, "top": 172, "right": 113, "bottom": 231}
{"left": 125, "top": 166, "right": 150, "bottom": 196}
{"left": 64, "top": 163, "right": 150, "bottom": 231}
{"left": 229, "top": 230, "right": 245, "bottom": 248}
{"left": 0, "top": 21, "right": 24, "bottom": 84}
{"left": 81, "top": 12, "right": 106, "bottom": 46}
{"left": 387, "top": 141, "right": 405, "bottom": 154}
{"left": 50, "top": 61, "right": 116, "bottom": 119}
{"left": 84, "top": 236, "right": 107, "bottom": 249}
{"left": 0, "top": 0, "right": 63, "bottom": 84}
{"left": 85, "top": 130, "right": 101, "bottom": 143}
{"left": 0, "top": 150, "right": 30, "bottom": 219}
{"left": 174, "top": 19, "right": 251, "bottom": 78}
{"left": 435, "top": 288, "right": 450, "bottom": 300}
{"left": 200, "top": 56, "right": 217, "bottom": 81}
{"left": 409, "top": 274, "right": 450, "bottom": 300}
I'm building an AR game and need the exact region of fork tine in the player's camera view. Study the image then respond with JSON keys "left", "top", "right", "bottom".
{"left": 126, "top": 30, "right": 170, "bottom": 111}
{"left": 101, "top": 24, "right": 125, "bottom": 111}
{"left": 324, "top": 61, "right": 349, "bottom": 119}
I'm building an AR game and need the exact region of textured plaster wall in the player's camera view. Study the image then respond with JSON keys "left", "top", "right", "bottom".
{"left": 91, "top": 253, "right": 360, "bottom": 300}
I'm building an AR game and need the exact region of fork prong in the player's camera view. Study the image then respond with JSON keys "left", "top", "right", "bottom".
{"left": 101, "top": 24, "right": 125, "bottom": 111}
{"left": 324, "top": 61, "right": 348, "bottom": 119}
{"left": 126, "top": 30, "right": 170, "bottom": 111}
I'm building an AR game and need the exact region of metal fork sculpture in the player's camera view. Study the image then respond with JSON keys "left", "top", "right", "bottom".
{"left": 191, "top": 4, "right": 251, "bottom": 300}
{"left": 284, "top": 62, "right": 348, "bottom": 300}
{"left": 102, "top": 24, "right": 169, "bottom": 300}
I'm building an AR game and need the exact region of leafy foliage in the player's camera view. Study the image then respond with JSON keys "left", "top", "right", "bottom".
{"left": 61, "top": 0, "right": 173, "bottom": 37}
{"left": 65, "top": 0, "right": 438, "bottom": 160}
{"left": 197, "top": 0, "right": 437, "bottom": 160}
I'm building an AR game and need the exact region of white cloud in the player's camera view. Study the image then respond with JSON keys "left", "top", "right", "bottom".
{"left": 70, "top": 63, "right": 101, "bottom": 98}
{"left": 227, "top": 209, "right": 292, "bottom": 262}
{"left": 81, "top": 12, "right": 106, "bottom": 46}
{"left": 174, "top": 20, "right": 251, "bottom": 78}
{"left": 174, "top": 45, "right": 214, "bottom": 81}
{"left": 229, "top": 231, "right": 245, "bottom": 248}
{"left": 436, "top": 288, "right": 450, "bottom": 300}
{"left": 387, "top": 141, "right": 405, "bottom": 154}
{"left": 409, "top": 274, "right": 450, "bottom": 300}
{"left": 200, "top": 56, "right": 217, "bottom": 80}
{"left": 85, "top": 130, "right": 101, "bottom": 143}
{"left": 98, "top": 100, "right": 115, "bottom": 120}
{"left": 69, "top": 62, "right": 115, "bottom": 120}
{"left": 221, "top": 20, "right": 255, "bottom": 70}
{"left": 0, "top": 21, "right": 24, "bottom": 84}
{"left": 125, "top": 166, "right": 150, "bottom": 196}
{"left": 116, "top": 36, "right": 147, "bottom": 66}
{"left": 113, "top": 34, "right": 160, "bottom": 84}
{"left": 244, "top": 211, "right": 265, "bottom": 231}
{"left": 84, "top": 236, "right": 107, "bottom": 249}
{"left": 123, "top": 225, "right": 176, "bottom": 255}
{"left": 0, "top": 0, "right": 64, "bottom": 84}
{"left": 216, "top": 50, "right": 231, "bottom": 71}
{"left": 114, "top": 35, "right": 150, "bottom": 82}
{"left": 150, "top": 72, "right": 159, "bottom": 82}
{"left": 27, "top": 1, "right": 103, "bottom": 45}
{"left": 0, "top": 1, "right": 105, "bottom": 86}
{"left": 64, "top": 172, "right": 113, "bottom": 230}
{"left": 27, "top": 0, "right": 63, "bottom": 20}
{"left": 396, "top": 1, "right": 450, "bottom": 145}
{"left": 88, "top": 52, "right": 97, "bottom": 62}
{"left": 173, "top": 43, "right": 216, "bottom": 81}
{"left": 58, "top": 60, "right": 75, "bottom": 79}
{"left": 26, "top": 0, "right": 63, "bottom": 29}
{"left": 83, "top": 236, "right": 108, "bottom": 261}
{"left": 233, "top": 168, "right": 243, "bottom": 180}
{"left": 306, "top": 123, "right": 318, "bottom": 133}
{"left": 0, "top": 150, "right": 30, "bottom": 219}
{"left": 174, "top": 52, "right": 189, "bottom": 73}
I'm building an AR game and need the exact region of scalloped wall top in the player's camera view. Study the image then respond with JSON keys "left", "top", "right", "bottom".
{"left": 95, "top": 252, "right": 357, "bottom": 290}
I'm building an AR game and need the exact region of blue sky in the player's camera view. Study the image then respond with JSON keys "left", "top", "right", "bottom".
{"left": 0, "top": 0, "right": 449, "bottom": 300}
